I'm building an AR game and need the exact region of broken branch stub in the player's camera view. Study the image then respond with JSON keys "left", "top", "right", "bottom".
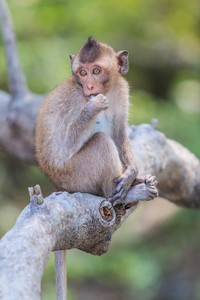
{"left": 28, "top": 184, "right": 44, "bottom": 205}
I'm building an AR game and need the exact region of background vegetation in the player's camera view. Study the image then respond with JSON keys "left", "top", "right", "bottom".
{"left": 0, "top": 0, "right": 200, "bottom": 299}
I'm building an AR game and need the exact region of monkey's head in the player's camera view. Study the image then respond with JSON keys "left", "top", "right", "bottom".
{"left": 69, "top": 37, "right": 129, "bottom": 100}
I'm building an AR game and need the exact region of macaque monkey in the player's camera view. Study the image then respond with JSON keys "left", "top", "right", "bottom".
{"left": 35, "top": 37, "right": 158, "bottom": 300}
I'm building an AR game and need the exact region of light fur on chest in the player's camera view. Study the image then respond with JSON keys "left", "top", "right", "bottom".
{"left": 90, "top": 111, "right": 113, "bottom": 137}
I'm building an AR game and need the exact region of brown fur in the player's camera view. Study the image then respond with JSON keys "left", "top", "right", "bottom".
{"left": 79, "top": 36, "right": 101, "bottom": 63}
{"left": 35, "top": 38, "right": 138, "bottom": 200}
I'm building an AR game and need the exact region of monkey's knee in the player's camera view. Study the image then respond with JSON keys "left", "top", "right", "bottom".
{"left": 61, "top": 132, "right": 123, "bottom": 197}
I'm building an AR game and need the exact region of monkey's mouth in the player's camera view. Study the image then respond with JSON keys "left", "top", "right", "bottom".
{"left": 89, "top": 94, "right": 99, "bottom": 99}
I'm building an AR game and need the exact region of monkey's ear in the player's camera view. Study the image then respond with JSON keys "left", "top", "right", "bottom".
{"left": 69, "top": 55, "right": 76, "bottom": 67}
{"left": 116, "top": 50, "right": 129, "bottom": 74}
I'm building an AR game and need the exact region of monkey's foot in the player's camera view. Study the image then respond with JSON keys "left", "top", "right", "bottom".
{"left": 112, "top": 175, "right": 158, "bottom": 207}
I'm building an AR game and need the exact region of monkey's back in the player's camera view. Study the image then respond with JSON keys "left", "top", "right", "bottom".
{"left": 35, "top": 78, "right": 85, "bottom": 179}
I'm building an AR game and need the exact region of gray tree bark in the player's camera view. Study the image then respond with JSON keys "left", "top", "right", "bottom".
{"left": 0, "top": 185, "right": 140, "bottom": 300}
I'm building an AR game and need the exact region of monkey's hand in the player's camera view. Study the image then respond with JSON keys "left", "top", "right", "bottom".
{"left": 108, "top": 169, "right": 137, "bottom": 205}
{"left": 88, "top": 94, "right": 108, "bottom": 113}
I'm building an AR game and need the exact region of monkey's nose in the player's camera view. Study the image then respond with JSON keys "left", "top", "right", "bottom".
{"left": 87, "top": 83, "right": 94, "bottom": 91}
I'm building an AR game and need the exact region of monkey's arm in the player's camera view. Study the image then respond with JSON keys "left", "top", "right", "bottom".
{"left": 65, "top": 94, "right": 108, "bottom": 159}
{"left": 109, "top": 123, "right": 138, "bottom": 205}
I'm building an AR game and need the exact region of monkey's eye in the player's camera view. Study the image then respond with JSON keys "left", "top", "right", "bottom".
{"left": 93, "top": 68, "right": 101, "bottom": 75}
{"left": 80, "top": 70, "right": 87, "bottom": 76}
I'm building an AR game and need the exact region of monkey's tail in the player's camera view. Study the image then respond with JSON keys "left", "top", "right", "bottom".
{"left": 55, "top": 250, "right": 67, "bottom": 300}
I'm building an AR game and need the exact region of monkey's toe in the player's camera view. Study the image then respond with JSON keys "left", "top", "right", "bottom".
{"left": 145, "top": 175, "right": 157, "bottom": 187}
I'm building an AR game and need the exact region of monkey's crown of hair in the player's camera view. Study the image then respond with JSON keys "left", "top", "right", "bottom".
{"left": 79, "top": 36, "right": 101, "bottom": 63}
{"left": 85, "top": 36, "right": 98, "bottom": 48}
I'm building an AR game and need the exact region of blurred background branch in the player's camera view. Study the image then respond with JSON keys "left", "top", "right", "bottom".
{"left": 0, "top": 0, "right": 27, "bottom": 97}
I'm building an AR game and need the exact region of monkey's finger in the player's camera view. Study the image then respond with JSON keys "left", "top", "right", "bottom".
{"left": 109, "top": 188, "right": 122, "bottom": 198}
{"left": 108, "top": 191, "right": 121, "bottom": 202}
{"left": 114, "top": 177, "right": 123, "bottom": 183}
{"left": 110, "top": 183, "right": 122, "bottom": 195}
{"left": 109, "top": 182, "right": 124, "bottom": 197}
{"left": 148, "top": 186, "right": 159, "bottom": 197}
{"left": 109, "top": 186, "right": 126, "bottom": 203}
{"left": 112, "top": 190, "right": 128, "bottom": 206}
{"left": 145, "top": 175, "right": 157, "bottom": 186}
{"left": 132, "top": 177, "right": 145, "bottom": 185}
{"left": 140, "top": 186, "right": 159, "bottom": 201}
{"left": 112, "top": 198, "right": 121, "bottom": 206}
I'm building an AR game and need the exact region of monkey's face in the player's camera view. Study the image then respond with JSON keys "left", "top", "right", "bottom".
{"left": 69, "top": 37, "right": 129, "bottom": 100}
{"left": 74, "top": 62, "right": 112, "bottom": 100}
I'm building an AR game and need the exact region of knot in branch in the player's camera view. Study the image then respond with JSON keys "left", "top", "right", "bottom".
{"left": 99, "top": 200, "right": 115, "bottom": 226}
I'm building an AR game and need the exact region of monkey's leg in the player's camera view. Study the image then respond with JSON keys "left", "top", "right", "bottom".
{"left": 61, "top": 132, "right": 123, "bottom": 198}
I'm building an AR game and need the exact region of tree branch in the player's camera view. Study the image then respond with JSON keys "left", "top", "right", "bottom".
{"left": 0, "top": 90, "right": 43, "bottom": 162}
{"left": 0, "top": 0, "right": 28, "bottom": 98}
{"left": 129, "top": 124, "right": 200, "bottom": 208}
{"left": 0, "top": 185, "right": 140, "bottom": 300}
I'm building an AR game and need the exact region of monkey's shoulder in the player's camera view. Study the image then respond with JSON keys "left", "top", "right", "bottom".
{"left": 48, "top": 77, "right": 80, "bottom": 100}
{"left": 39, "top": 78, "right": 84, "bottom": 115}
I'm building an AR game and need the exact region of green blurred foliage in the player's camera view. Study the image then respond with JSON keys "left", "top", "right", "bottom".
{"left": 0, "top": 0, "right": 200, "bottom": 299}
{"left": 1, "top": 0, "right": 199, "bottom": 97}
